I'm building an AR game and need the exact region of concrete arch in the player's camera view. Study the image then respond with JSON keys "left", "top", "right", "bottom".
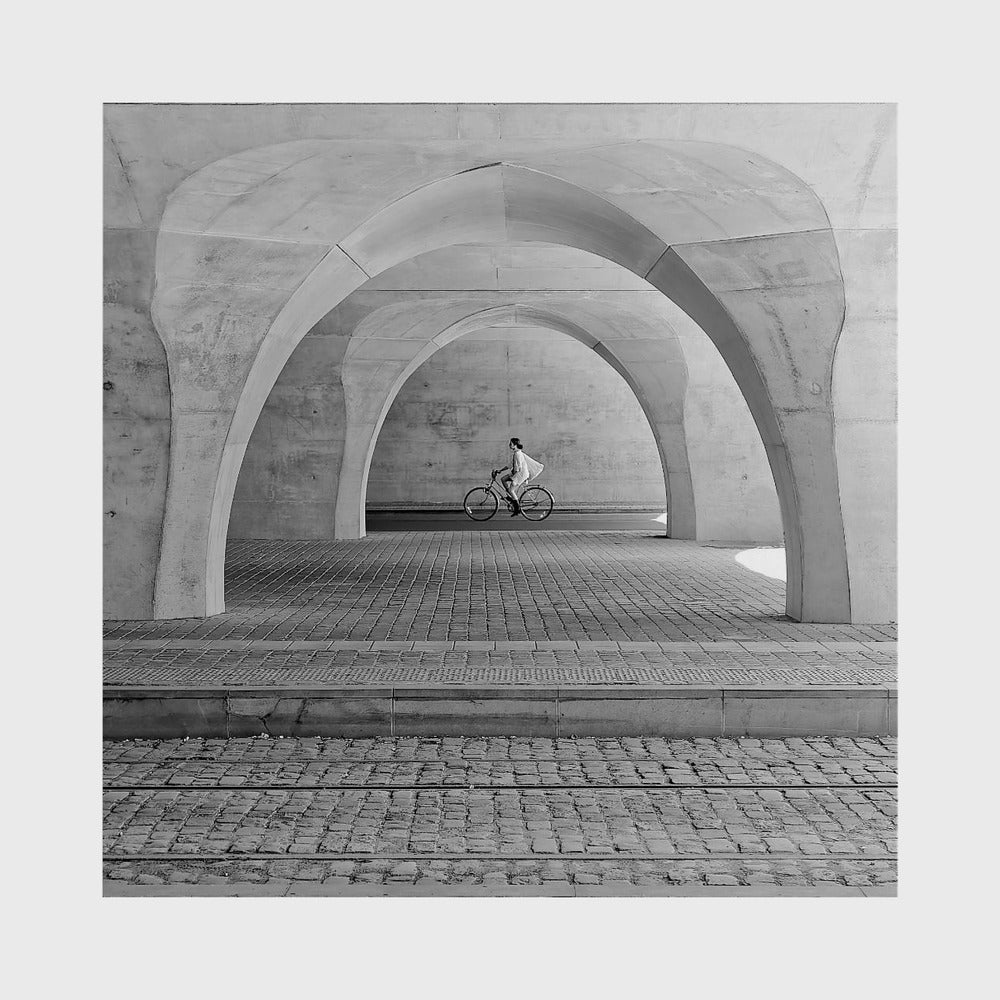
{"left": 152, "top": 155, "right": 849, "bottom": 622}
{"left": 331, "top": 301, "right": 694, "bottom": 541}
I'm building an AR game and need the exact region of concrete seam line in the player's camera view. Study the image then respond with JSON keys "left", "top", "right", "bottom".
{"left": 157, "top": 228, "right": 336, "bottom": 247}
{"left": 335, "top": 242, "right": 371, "bottom": 279}
{"left": 642, "top": 244, "right": 673, "bottom": 282}
{"left": 668, "top": 228, "right": 835, "bottom": 252}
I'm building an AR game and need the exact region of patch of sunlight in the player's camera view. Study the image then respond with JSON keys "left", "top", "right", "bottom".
{"left": 735, "top": 547, "right": 786, "bottom": 582}
{"left": 651, "top": 512, "right": 668, "bottom": 524}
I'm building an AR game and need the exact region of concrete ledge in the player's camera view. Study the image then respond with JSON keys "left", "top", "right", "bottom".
{"left": 104, "top": 685, "right": 897, "bottom": 739}
{"left": 721, "top": 687, "right": 892, "bottom": 738}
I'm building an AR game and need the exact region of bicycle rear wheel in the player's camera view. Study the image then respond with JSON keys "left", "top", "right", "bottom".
{"left": 518, "top": 486, "right": 554, "bottom": 521}
{"left": 463, "top": 487, "right": 499, "bottom": 521}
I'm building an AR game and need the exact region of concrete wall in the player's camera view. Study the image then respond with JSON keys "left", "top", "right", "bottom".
{"left": 228, "top": 311, "right": 349, "bottom": 539}
{"left": 675, "top": 321, "right": 783, "bottom": 543}
{"left": 367, "top": 327, "right": 666, "bottom": 508}
{"left": 103, "top": 220, "right": 171, "bottom": 619}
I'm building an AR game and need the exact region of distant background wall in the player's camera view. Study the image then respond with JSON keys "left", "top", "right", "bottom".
{"left": 228, "top": 326, "right": 666, "bottom": 539}
{"left": 367, "top": 327, "right": 666, "bottom": 507}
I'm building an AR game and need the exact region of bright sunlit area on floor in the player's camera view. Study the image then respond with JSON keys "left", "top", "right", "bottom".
{"left": 736, "top": 546, "right": 786, "bottom": 582}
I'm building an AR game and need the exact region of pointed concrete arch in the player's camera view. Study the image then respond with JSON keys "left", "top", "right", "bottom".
{"left": 152, "top": 156, "right": 849, "bottom": 622}
{"left": 330, "top": 301, "right": 694, "bottom": 541}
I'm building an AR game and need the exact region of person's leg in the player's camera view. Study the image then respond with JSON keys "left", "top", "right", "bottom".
{"left": 501, "top": 474, "right": 520, "bottom": 512}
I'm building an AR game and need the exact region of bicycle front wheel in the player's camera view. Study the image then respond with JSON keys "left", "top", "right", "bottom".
{"left": 518, "top": 486, "right": 554, "bottom": 521}
{"left": 463, "top": 487, "right": 499, "bottom": 521}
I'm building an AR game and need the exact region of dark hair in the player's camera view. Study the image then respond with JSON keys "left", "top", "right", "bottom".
{"left": 509, "top": 437, "right": 523, "bottom": 449}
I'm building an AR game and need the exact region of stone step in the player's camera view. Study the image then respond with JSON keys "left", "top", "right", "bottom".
{"left": 104, "top": 684, "right": 896, "bottom": 740}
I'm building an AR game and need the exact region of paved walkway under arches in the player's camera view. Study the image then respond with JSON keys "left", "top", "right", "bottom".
{"left": 104, "top": 532, "right": 896, "bottom": 695}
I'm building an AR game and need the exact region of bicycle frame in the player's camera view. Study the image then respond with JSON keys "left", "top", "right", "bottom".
{"left": 486, "top": 470, "right": 519, "bottom": 507}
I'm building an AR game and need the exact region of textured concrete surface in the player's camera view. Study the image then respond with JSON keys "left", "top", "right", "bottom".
{"left": 102, "top": 735, "right": 896, "bottom": 895}
{"left": 103, "top": 104, "right": 896, "bottom": 624}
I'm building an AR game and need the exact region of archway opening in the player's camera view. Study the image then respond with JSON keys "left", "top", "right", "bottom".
{"left": 364, "top": 324, "right": 668, "bottom": 519}
{"left": 153, "top": 157, "right": 848, "bottom": 621}
{"left": 219, "top": 302, "right": 788, "bottom": 641}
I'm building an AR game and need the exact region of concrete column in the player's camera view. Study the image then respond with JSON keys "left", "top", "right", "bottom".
{"left": 335, "top": 343, "right": 435, "bottom": 538}
{"left": 650, "top": 234, "right": 851, "bottom": 622}
{"left": 151, "top": 244, "right": 366, "bottom": 617}
{"left": 832, "top": 229, "right": 897, "bottom": 622}
{"left": 593, "top": 340, "right": 695, "bottom": 538}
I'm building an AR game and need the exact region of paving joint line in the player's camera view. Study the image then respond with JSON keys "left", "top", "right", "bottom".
{"left": 103, "top": 782, "right": 898, "bottom": 791}
{"left": 104, "top": 853, "right": 899, "bottom": 862}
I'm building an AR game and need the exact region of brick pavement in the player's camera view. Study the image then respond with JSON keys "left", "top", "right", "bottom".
{"left": 103, "top": 736, "right": 897, "bottom": 894}
{"left": 103, "top": 535, "right": 896, "bottom": 690}
{"left": 104, "top": 535, "right": 897, "bottom": 643}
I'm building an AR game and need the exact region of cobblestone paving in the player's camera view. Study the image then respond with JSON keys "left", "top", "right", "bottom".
{"left": 104, "top": 736, "right": 897, "bottom": 786}
{"left": 103, "top": 737, "right": 897, "bottom": 894}
{"left": 103, "top": 646, "right": 896, "bottom": 687}
{"left": 103, "top": 536, "right": 897, "bottom": 643}
{"left": 103, "top": 786, "right": 897, "bottom": 856}
{"left": 104, "top": 857, "right": 896, "bottom": 892}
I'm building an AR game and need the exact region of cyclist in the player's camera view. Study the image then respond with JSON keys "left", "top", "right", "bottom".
{"left": 499, "top": 437, "right": 544, "bottom": 516}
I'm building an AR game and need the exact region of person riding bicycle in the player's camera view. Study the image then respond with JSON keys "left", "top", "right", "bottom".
{"left": 499, "top": 437, "right": 544, "bottom": 516}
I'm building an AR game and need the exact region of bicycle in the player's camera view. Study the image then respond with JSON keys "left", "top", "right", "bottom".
{"left": 463, "top": 469, "right": 554, "bottom": 521}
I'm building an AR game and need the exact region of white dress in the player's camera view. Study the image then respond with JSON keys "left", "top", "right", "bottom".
{"left": 512, "top": 450, "right": 544, "bottom": 487}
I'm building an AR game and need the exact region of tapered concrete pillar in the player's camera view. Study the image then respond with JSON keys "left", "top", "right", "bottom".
{"left": 592, "top": 340, "right": 695, "bottom": 539}
{"left": 832, "top": 229, "right": 897, "bottom": 622}
{"left": 649, "top": 234, "right": 850, "bottom": 621}
{"left": 334, "top": 347, "right": 432, "bottom": 539}
{"left": 152, "top": 247, "right": 366, "bottom": 617}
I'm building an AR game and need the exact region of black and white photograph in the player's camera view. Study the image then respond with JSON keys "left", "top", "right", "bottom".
{"left": 100, "top": 98, "right": 898, "bottom": 897}
{"left": 9, "top": 4, "right": 996, "bottom": 995}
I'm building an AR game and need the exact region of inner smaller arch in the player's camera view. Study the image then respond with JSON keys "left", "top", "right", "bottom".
{"left": 365, "top": 323, "right": 669, "bottom": 515}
